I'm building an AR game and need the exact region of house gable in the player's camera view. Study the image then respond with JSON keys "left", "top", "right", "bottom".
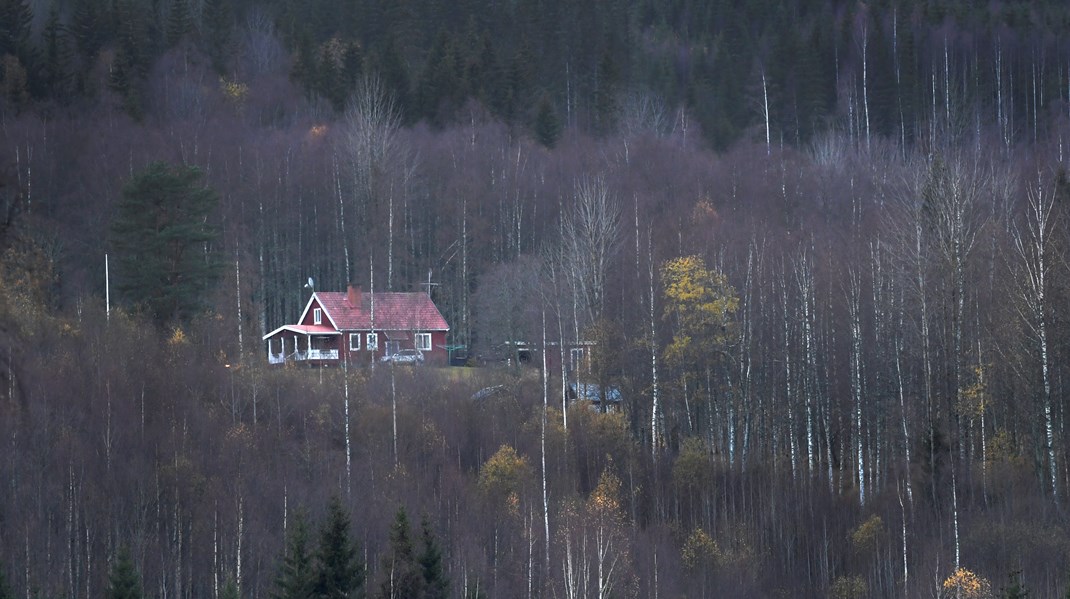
{"left": 296, "top": 294, "right": 340, "bottom": 330}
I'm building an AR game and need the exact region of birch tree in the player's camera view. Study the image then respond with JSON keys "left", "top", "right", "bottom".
{"left": 1011, "top": 182, "right": 1060, "bottom": 498}
{"left": 340, "top": 77, "right": 416, "bottom": 290}
{"left": 561, "top": 176, "right": 621, "bottom": 328}
{"left": 661, "top": 255, "right": 739, "bottom": 444}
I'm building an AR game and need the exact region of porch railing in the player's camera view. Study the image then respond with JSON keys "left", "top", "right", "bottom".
{"left": 267, "top": 349, "right": 339, "bottom": 363}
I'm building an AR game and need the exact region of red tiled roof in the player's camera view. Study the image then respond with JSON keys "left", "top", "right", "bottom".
{"left": 315, "top": 291, "right": 449, "bottom": 331}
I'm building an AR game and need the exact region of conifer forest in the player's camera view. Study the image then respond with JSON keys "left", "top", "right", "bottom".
{"left": 5, "top": 0, "right": 1070, "bottom": 597}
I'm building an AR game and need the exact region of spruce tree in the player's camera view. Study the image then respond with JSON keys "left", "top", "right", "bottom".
{"left": 419, "top": 516, "right": 448, "bottom": 599}
{"left": 533, "top": 94, "right": 561, "bottom": 148}
{"left": 110, "top": 161, "right": 221, "bottom": 324}
{"left": 0, "top": 561, "right": 13, "bottom": 599}
{"left": 106, "top": 546, "right": 143, "bottom": 599}
{"left": 0, "top": 0, "right": 33, "bottom": 61}
{"left": 202, "top": 0, "right": 233, "bottom": 73}
{"left": 378, "top": 507, "right": 423, "bottom": 599}
{"left": 220, "top": 576, "right": 240, "bottom": 599}
{"left": 593, "top": 49, "right": 619, "bottom": 134}
{"left": 272, "top": 508, "right": 316, "bottom": 599}
{"left": 1002, "top": 570, "right": 1029, "bottom": 599}
{"left": 166, "top": 0, "right": 192, "bottom": 46}
{"left": 315, "top": 496, "right": 364, "bottom": 599}
{"left": 71, "top": 0, "right": 105, "bottom": 64}
{"left": 41, "top": 2, "right": 71, "bottom": 99}
{"left": 371, "top": 38, "right": 411, "bottom": 122}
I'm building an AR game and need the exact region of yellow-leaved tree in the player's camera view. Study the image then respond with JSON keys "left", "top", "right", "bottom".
{"left": 941, "top": 567, "right": 993, "bottom": 599}
{"left": 660, "top": 255, "right": 739, "bottom": 439}
{"left": 478, "top": 445, "right": 532, "bottom": 515}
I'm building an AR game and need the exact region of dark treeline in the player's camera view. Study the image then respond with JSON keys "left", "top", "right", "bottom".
{"left": 5, "top": 0, "right": 1070, "bottom": 147}
{"left": 2, "top": 0, "right": 1070, "bottom": 598}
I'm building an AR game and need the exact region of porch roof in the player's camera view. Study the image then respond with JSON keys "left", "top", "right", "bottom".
{"left": 263, "top": 324, "right": 342, "bottom": 340}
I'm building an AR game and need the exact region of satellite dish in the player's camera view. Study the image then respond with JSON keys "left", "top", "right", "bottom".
{"left": 304, "top": 277, "right": 314, "bottom": 290}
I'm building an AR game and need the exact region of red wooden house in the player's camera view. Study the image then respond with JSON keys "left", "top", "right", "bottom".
{"left": 263, "top": 285, "right": 450, "bottom": 366}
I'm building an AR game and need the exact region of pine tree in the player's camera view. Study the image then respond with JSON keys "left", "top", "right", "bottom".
{"left": 110, "top": 162, "right": 222, "bottom": 324}
{"left": 419, "top": 516, "right": 448, "bottom": 599}
{"left": 315, "top": 496, "right": 364, "bottom": 599}
{"left": 272, "top": 508, "right": 316, "bottom": 599}
{"left": 106, "top": 546, "right": 143, "bottom": 599}
{"left": 377, "top": 507, "right": 423, "bottom": 599}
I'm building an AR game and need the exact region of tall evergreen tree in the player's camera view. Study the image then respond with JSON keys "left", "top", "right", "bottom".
{"left": 1002, "top": 570, "right": 1029, "bottom": 599}
{"left": 167, "top": 0, "right": 192, "bottom": 46}
{"left": 370, "top": 37, "right": 411, "bottom": 122}
{"left": 419, "top": 516, "right": 448, "bottom": 599}
{"left": 106, "top": 546, "right": 143, "bottom": 599}
{"left": 41, "top": 2, "right": 71, "bottom": 99}
{"left": 593, "top": 49, "right": 619, "bottom": 134}
{"left": 273, "top": 508, "right": 316, "bottom": 599}
{"left": 71, "top": 0, "right": 106, "bottom": 64}
{"left": 377, "top": 507, "right": 423, "bottom": 599}
{"left": 202, "top": 0, "right": 233, "bottom": 73}
{"left": 0, "top": 0, "right": 33, "bottom": 60}
{"left": 108, "top": 0, "right": 152, "bottom": 118}
{"left": 533, "top": 93, "right": 562, "bottom": 148}
{"left": 220, "top": 576, "right": 240, "bottom": 599}
{"left": 110, "top": 161, "right": 222, "bottom": 324}
{"left": 0, "top": 561, "right": 13, "bottom": 599}
{"left": 315, "top": 496, "right": 364, "bottom": 599}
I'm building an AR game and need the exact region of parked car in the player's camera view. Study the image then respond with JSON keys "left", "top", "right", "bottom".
{"left": 380, "top": 349, "right": 424, "bottom": 364}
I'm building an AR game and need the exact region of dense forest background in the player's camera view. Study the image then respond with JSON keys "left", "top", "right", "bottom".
{"left": 4, "top": 0, "right": 1070, "bottom": 597}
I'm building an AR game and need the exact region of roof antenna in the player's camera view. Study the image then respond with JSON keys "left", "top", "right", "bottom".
{"left": 422, "top": 269, "right": 438, "bottom": 296}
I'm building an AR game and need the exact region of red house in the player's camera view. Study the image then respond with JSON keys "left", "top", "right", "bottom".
{"left": 263, "top": 285, "right": 450, "bottom": 366}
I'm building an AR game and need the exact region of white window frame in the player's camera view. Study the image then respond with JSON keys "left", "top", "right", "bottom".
{"left": 415, "top": 333, "right": 432, "bottom": 352}
{"left": 570, "top": 347, "right": 586, "bottom": 372}
{"left": 349, "top": 333, "right": 360, "bottom": 351}
{"left": 366, "top": 332, "right": 378, "bottom": 351}
{"left": 313, "top": 308, "right": 322, "bottom": 325}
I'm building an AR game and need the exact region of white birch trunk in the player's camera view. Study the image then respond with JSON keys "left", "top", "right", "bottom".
{"left": 344, "top": 354, "right": 352, "bottom": 498}
{"left": 648, "top": 232, "right": 660, "bottom": 453}
{"left": 848, "top": 269, "right": 865, "bottom": 505}
{"left": 541, "top": 310, "right": 551, "bottom": 578}
{"left": 1012, "top": 184, "right": 1058, "bottom": 498}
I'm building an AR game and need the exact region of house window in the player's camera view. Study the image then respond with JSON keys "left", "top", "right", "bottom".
{"left": 415, "top": 333, "right": 432, "bottom": 351}
{"left": 313, "top": 308, "right": 322, "bottom": 325}
{"left": 570, "top": 347, "right": 586, "bottom": 372}
{"left": 367, "top": 333, "right": 378, "bottom": 351}
{"left": 349, "top": 333, "right": 360, "bottom": 351}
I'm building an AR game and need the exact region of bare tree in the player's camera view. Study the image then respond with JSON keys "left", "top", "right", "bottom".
{"left": 1011, "top": 181, "right": 1060, "bottom": 498}
{"left": 561, "top": 175, "right": 622, "bottom": 328}
{"left": 339, "top": 77, "right": 416, "bottom": 290}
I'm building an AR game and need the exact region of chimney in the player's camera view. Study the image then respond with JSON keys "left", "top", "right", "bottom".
{"left": 347, "top": 285, "right": 362, "bottom": 308}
